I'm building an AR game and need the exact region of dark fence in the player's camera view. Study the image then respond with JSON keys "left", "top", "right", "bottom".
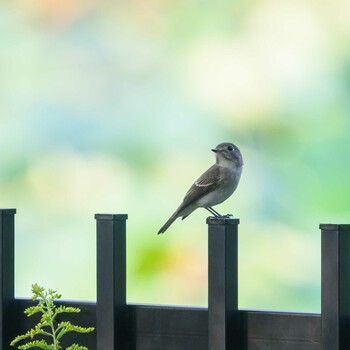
{"left": 0, "top": 209, "right": 350, "bottom": 350}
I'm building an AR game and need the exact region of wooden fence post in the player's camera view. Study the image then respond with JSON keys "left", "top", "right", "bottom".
{"left": 207, "top": 217, "right": 243, "bottom": 350}
{"left": 0, "top": 209, "right": 16, "bottom": 350}
{"left": 96, "top": 214, "right": 128, "bottom": 350}
{"left": 321, "top": 224, "right": 350, "bottom": 350}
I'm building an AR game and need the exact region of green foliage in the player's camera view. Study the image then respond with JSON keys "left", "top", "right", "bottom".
{"left": 11, "top": 284, "right": 94, "bottom": 350}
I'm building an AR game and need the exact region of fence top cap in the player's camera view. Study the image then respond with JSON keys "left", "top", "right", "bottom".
{"left": 95, "top": 214, "right": 128, "bottom": 221}
{"left": 0, "top": 209, "right": 16, "bottom": 215}
{"left": 319, "top": 223, "right": 350, "bottom": 230}
{"left": 206, "top": 216, "right": 240, "bottom": 225}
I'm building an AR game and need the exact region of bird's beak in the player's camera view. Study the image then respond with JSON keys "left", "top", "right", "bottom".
{"left": 211, "top": 148, "right": 218, "bottom": 152}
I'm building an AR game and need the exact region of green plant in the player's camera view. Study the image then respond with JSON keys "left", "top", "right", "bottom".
{"left": 11, "top": 284, "right": 94, "bottom": 350}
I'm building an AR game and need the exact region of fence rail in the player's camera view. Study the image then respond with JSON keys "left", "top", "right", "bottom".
{"left": 0, "top": 209, "right": 349, "bottom": 350}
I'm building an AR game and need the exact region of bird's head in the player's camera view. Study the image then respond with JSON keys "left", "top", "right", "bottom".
{"left": 212, "top": 142, "right": 243, "bottom": 167}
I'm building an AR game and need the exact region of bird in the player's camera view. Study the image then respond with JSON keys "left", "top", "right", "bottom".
{"left": 158, "top": 142, "right": 243, "bottom": 234}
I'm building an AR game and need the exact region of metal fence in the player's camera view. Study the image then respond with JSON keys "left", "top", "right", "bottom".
{"left": 0, "top": 209, "right": 349, "bottom": 350}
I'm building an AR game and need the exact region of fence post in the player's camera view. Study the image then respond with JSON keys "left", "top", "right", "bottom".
{"left": 207, "top": 216, "right": 242, "bottom": 350}
{"left": 321, "top": 224, "right": 350, "bottom": 350}
{"left": 96, "top": 214, "right": 128, "bottom": 350}
{"left": 0, "top": 209, "right": 16, "bottom": 350}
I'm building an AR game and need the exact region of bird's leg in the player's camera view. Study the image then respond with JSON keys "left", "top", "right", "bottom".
{"left": 206, "top": 207, "right": 222, "bottom": 217}
{"left": 206, "top": 207, "right": 234, "bottom": 218}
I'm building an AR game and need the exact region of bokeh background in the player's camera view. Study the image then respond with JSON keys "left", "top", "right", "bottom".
{"left": 1, "top": 0, "right": 350, "bottom": 312}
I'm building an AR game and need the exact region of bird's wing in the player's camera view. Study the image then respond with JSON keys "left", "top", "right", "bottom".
{"left": 180, "top": 165, "right": 221, "bottom": 210}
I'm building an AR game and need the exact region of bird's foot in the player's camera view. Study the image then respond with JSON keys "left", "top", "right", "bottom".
{"left": 206, "top": 207, "right": 234, "bottom": 219}
{"left": 213, "top": 214, "right": 234, "bottom": 219}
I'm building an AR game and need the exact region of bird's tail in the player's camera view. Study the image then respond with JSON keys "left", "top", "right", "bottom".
{"left": 158, "top": 211, "right": 179, "bottom": 234}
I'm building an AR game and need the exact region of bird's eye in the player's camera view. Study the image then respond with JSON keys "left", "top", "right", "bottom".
{"left": 227, "top": 145, "right": 233, "bottom": 151}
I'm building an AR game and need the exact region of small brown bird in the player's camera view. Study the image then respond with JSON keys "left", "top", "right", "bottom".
{"left": 158, "top": 142, "right": 243, "bottom": 234}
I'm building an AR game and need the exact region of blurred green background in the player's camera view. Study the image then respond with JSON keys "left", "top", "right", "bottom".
{"left": 1, "top": 0, "right": 350, "bottom": 312}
